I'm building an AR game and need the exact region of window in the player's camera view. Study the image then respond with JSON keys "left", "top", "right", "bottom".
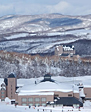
{"left": 1, "top": 92, "right": 4, "bottom": 94}
{"left": 54, "top": 94, "right": 59, "bottom": 97}
{"left": 35, "top": 103, "right": 40, "bottom": 106}
{"left": 41, "top": 98, "right": 46, "bottom": 102}
{"left": 28, "top": 98, "right": 33, "bottom": 102}
{"left": 35, "top": 98, "right": 40, "bottom": 102}
{"left": 29, "top": 103, "right": 33, "bottom": 106}
{"left": 1, "top": 96, "right": 4, "bottom": 98}
{"left": 42, "top": 103, "right": 46, "bottom": 106}
{"left": 1, "top": 99, "right": 5, "bottom": 101}
{"left": 68, "top": 94, "right": 72, "bottom": 97}
{"left": 22, "top": 98, "right": 27, "bottom": 102}
{"left": 1, "top": 88, "right": 5, "bottom": 90}
{"left": 22, "top": 103, "right": 27, "bottom": 106}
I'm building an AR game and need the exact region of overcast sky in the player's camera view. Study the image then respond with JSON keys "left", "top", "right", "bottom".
{"left": 0, "top": 0, "right": 91, "bottom": 17}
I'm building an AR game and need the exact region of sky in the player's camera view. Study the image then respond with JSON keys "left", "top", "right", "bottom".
{"left": 0, "top": 0, "right": 91, "bottom": 17}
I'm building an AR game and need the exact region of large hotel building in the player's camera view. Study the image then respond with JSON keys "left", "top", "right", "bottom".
{"left": 0, "top": 73, "right": 91, "bottom": 107}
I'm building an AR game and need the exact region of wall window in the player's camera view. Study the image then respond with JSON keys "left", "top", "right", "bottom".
{"left": 1, "top": 99, "right": 5, "bottom": 101}
{"left": 22, "top": 103, "right": 27, "bottom": 106}
{"left": 41, "top": 98, "right": 46, "bottom": 102}
{"left": 1, "top": 96, "right": 4, "bottom": 98}
{"left": 35, "top": 98, "right": 40, "bottom": 102}
{"left": 54, "top": 94, "right": 59, "bottom": 97}
{"left": 28, "top": 98, "right": 33, "bottom": 102}
{"left": 1, "top": 92, "right": 4, "bottom": 94}
{"left": 1, "top": 88, "right": 5, "bottom": 90}
{"left": 35, "top": 103, "right": 40, "bottom": 106}
{"left": 29, "top": 103, "right": 33, "bottom": 106}
{"left": 42, "top": 103, "right": 46, "bottom": 106}
{"left": 68, "top": 94, "right": 72, "bottom": 97}
{"left": 22, "top": 98, "right": 27, "bottom": 102}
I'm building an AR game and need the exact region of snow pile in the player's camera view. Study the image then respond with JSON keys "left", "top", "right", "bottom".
{"left": 5, "top": 97, "right": 11, "bottom": 104}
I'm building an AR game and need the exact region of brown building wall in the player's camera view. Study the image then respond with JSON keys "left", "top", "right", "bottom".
{"left": 55, "top": 45, "right": 63, "bottom": 55}
{"left": 63, "top": 50, "right": 75, "bottom": 55}
{"left": 54, "top": 91, "right": 73, "bottom": 97}
{"left": 7, "top": 78, "right": 17, "bottom": 99}
{"left": 84, "top": 87, "right": 91, "bottom": 98}
{"left": 15, "top": 93, "right": 18, "bottom": 102}
{"left": 6, "top": 86, "right": 8, "bottom": 97}
{"left": 18, "top": 95, "right": 54, "bottom": 106}
{"left": 74, "top": 93, "right": 79, "bottom": 99}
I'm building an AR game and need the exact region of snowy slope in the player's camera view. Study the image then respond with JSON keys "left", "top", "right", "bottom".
{"left": 0, "top": 14, "right": 91, "bottom": 54}
{"left": 1, "top": 101, "right": 91, "bottom": 112}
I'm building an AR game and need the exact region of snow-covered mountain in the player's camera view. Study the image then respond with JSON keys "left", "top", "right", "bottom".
{"left": 0, "top": 13, "right": 91, "bottom": 55}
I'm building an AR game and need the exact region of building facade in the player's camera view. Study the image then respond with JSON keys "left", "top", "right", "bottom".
{"left": 0, "top": 73, "right": 91, "bottom": 106}
{"left": 55, "top": 45, "right": 75, "bottom": 56}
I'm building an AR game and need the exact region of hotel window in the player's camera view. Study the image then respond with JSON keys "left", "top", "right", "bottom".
{"left": 1, "top": 88, "right": 5, "bottom": 90}
{"left": 22, "top": 98, "right": 27, "bottom": 102}
{"left": 68, "top": 94, "right": 72, "bottom": 97}
{"left": 42, "top": 103, "right": 46, "bottom": 106}
{"left": 35, "top": 98, "right": 40, "bottom": 102}
{"left": 35, "top": 103, "right": 40, "bottom": 106}
{"left": 1, "top": 92, "right": 4, "bottom": 94}
{"left": 28, "top": 98, "right": 33, "bottom": 102}
{"left": 29, "top": 103, "right": 33, "bottom": 106}
{"left": 1, "top": 99, "right": 5, "bottom": 101}
{"left": 22, "top": 103, "right": 27, "bottom": 106}
{"left": 54, "top": 94, "right": 59, "bottom": 97}
{"left": 41, "top": 98, "right": 46, "bottom": 102}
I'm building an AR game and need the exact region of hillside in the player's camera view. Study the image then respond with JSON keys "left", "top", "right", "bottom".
{"left": 0, "top": 14, "right": 91, "bottom": 55}
{"left": 0, "top": 14, "right": 91, "bottom": 78}
{"left": 0, "top": 51, "right": 91, "bottom": 78}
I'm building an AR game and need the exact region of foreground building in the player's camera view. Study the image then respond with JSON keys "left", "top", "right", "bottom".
{"left": 0, "top": 73, "right": 91, "bottom": 106}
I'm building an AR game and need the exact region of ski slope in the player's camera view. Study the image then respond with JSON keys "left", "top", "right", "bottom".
{"left": 0, "top": 101, "right": 91, "bottom": 112}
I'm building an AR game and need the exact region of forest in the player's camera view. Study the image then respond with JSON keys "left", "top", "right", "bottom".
{"left": 0, "top": 50, "right": 91, "bottom": 78}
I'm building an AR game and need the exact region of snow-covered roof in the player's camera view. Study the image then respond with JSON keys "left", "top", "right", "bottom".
{"left": 18, "top": 92, "right": 54, "bottom": 96}
{"left": 0, "top": 79, "right": 5, "bottom": 85}
{"left": 17, "top": 80, "right": 73, "bottom": 94}
{"left": 17, "top": 76, "right": 91, "bottom": 95}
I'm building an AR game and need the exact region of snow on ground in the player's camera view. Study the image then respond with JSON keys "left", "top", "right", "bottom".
{"left": 48, "top": 29, "right": 91, "bottom": 37}
{"left": 0, "top": 101, "right": 36, "bottom": 112}
{"left": 4, "top": 33, "right": 29, "bottom": 40}
{"left": 0, "top": 101, "right": 91, "bottom": 112}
